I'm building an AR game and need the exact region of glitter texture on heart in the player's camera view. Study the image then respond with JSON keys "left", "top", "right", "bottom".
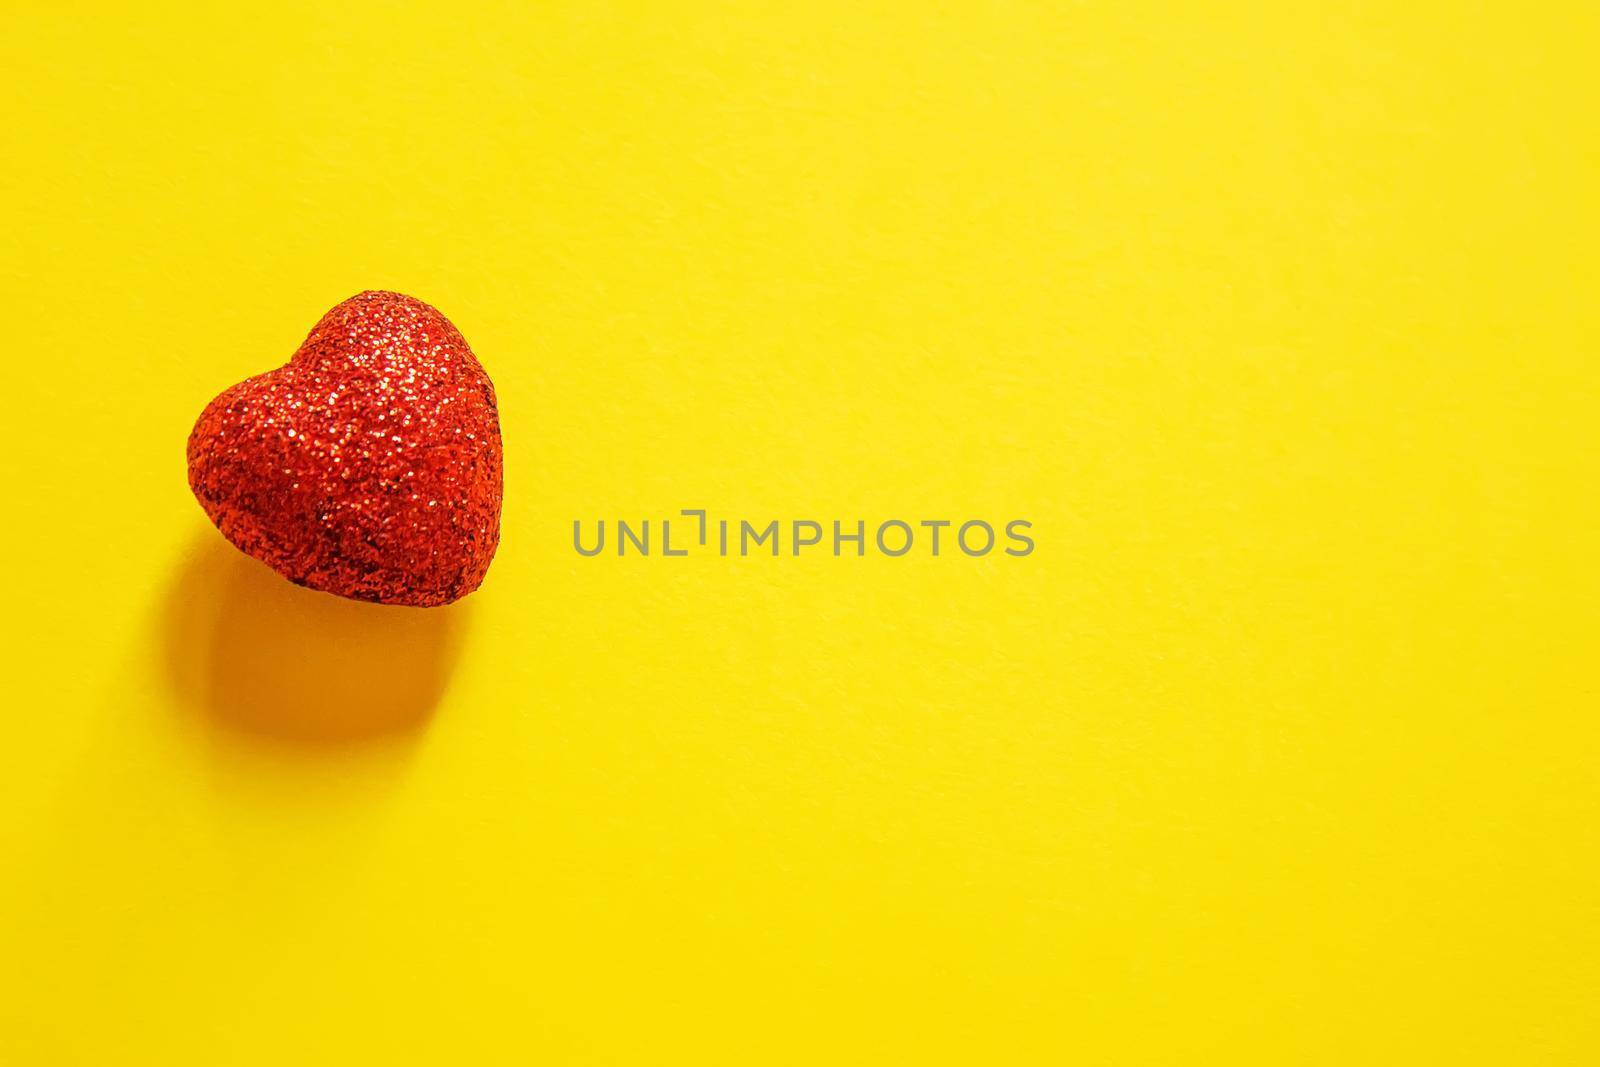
{"left": 187, "top": 291, "right": 503, "bottom": 607}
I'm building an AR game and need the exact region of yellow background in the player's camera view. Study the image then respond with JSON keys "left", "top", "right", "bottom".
{"left": 2, "top": 2, "right": 1597, "bottom": 1062}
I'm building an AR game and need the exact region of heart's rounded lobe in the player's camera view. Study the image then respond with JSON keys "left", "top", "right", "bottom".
{"left": 187, "top": 291, "right": 503, "bottom": 606}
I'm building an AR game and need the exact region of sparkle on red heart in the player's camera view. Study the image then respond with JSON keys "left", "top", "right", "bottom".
{"left": 187, "top": 291, "right": 503, "bottom": 607}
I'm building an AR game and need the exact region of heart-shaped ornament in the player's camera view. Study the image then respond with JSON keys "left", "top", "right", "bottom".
{"left": 187, "top": 291, "right": 503, "bottom": 606}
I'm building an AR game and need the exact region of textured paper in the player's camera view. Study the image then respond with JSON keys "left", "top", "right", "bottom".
{"left": 1, "top": 3, "right": 1596, "bottom": 1063}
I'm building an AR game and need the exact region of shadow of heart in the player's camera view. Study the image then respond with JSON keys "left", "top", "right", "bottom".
{"left": 164, "top": 529, "right": 468, "bottom": 747}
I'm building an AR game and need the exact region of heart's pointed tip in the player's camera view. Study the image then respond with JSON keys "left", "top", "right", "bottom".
{"left": 184, "top": 290, "right": 504, "bottom": 608}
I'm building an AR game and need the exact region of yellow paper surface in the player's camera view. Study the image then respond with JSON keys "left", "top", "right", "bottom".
{"left": 2, "top": 2, "right": 1596, "bottom": 1062}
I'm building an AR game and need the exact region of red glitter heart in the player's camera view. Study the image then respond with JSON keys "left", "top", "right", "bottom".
{"left": 187, "top": 291, "right": 503, "bottom": 607}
